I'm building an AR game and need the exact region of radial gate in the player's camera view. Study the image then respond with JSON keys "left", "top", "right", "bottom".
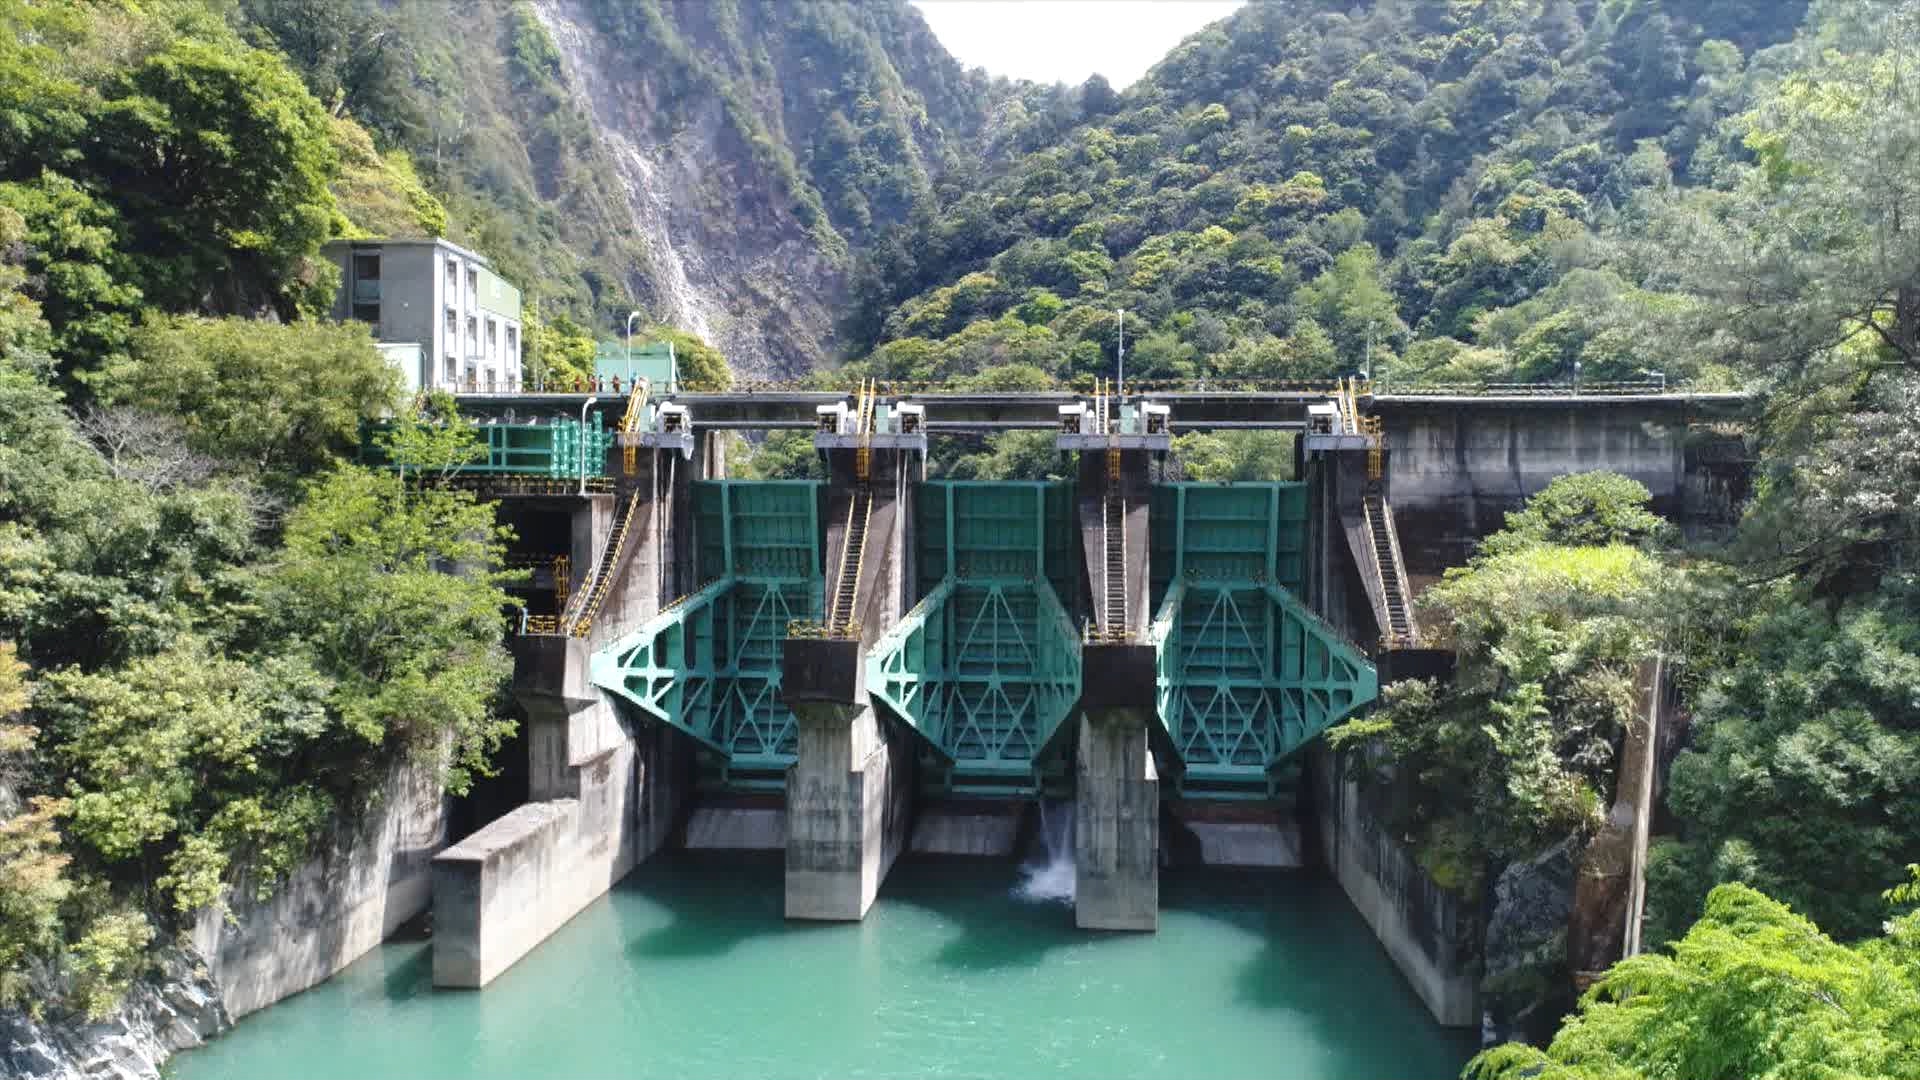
{"left": 590, "top": 480, "right": 823, "bottom": 787}
{"left": 1147, "top": 483, "right": 1377, "bottom": 798}
{"left": 868, "top": 482, "right": 1083, "bottom": 794}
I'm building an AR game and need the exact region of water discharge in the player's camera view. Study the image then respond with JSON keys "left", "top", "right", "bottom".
{"left": 172, "top": 854, "right": 1472, "bottom": 1080}
{"left": 1015, "top": 798, "right": 1077, "bottom": 903}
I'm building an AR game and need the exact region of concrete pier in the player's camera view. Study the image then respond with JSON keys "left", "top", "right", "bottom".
{"left": 781, "top": 432, "right": 920, "bottom": 920}
{"left": 784, "top": 694, "right": 913, "bottom": 920}
{"left": 1075, "top": 704, "right": 1159, "bottom": 931}
{"left": 433, "top": 637, "right": 686, "bottom": 987}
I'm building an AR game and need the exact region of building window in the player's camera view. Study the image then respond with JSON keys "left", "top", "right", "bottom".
{"left": 349, "top": 251, "right": 380, "bottom": 324}
{"left": 466, "top": 316, "right": 477, "bottom": 357}
{"left": 506, "top": 325, "right": 518, "bottom": 361}
{"left": 445, "top": 256, "right": 458, "bottom": 297}
{"left": 444, "top": 309, "right": 457, "bottom": 355}
{"left": 485, "top": 318, "right": 497, "bottom": 360}
{"left": 466, "top": 267, "right": 478, "bottom": 305}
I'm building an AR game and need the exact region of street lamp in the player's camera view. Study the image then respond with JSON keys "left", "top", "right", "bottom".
{"left": 625, "top": 311, "right": 642, "bottom": 386}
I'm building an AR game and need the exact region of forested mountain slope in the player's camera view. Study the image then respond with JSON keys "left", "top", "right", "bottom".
{"left": 240, "top": 0, "right": 1076, "bottom": 377}
{"left": 842, "top": 0, "right": 1808, "bottom": 389}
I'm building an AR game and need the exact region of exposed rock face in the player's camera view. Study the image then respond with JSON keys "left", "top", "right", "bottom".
{"left": 0, "top": 759, "right": 448, "bottom": 1080}
{"left": 1481, "top": 835, "right": 1578, "bottom": 1044}
{"left": 526, "top": 0, "right": 994, "bottom": 379}
{"left": 0, "top": 950, "right": 229, "bottom": 1080}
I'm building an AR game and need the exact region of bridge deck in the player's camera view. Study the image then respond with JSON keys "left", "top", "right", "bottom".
{"left": 455, "top": 388, "right": 1749, "bottom": 432}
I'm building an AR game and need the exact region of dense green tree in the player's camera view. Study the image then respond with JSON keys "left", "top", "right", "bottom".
{"left": 1170, "top": 431, "right": 1295, "bottom": 481}
{"left": 0, "top": 643, "right": 70, "bottom": 1008}
{"left": 740, "top": 432, "right": 824, "bottom": 481}
{"left": 1295, "top": 244, "right": 1408, "bottom": 372}
{"left": 237, "top": 0, "right": 424, "bottom": 144}
{"left": 846, "top": 0, "right": 1807, "bottom": 390}
{"left": 1479, "top": 473, "right": 1675, "bottom": 559}
{"left": 1647, "top": 575, "right": 1920, "bottom": 944}
{"left": 91, "top": 28, "right": 342, "bottom": 317}
{"left": 945, "top": 431, "right": 1066, "bottom": 481}
{"left": 1331, "top": 477, "right": 1670, "bottom": 889}
{"left": 1639, "top": 0, "right": 1920, "bottom": 380}
{"left": 0, "top": 174, "right": 141, "bottom": 375}
{"left": 261, "top": 464, "right": 516, "bottom": 793}
{"left": 107, "top": 316, "right": 399, "bottom": 484}
{"left": 636, "top": 326, "right": 733, "bottom": 392}
{"left": 39, "top": 642, "right": 331, "bottom": 914}
{"left": 1470, "top": 883, "right": 1920, "bottom": 1080}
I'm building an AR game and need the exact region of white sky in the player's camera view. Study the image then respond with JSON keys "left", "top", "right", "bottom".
{"left": 912, "top": 1, "right": 1245, "bottom": 89}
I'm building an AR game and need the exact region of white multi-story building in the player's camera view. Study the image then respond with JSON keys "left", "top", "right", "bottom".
{"left": 323, "top": 238, "right": 523, "bottom": 394}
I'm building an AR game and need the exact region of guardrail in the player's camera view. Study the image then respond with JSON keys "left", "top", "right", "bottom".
{"left": 451, "top": 377, "right": 1693, "bottom": 398}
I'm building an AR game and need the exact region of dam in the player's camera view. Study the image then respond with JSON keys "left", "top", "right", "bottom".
{"left": 173, "top": 380, "right": 1742, "bottom": 1079}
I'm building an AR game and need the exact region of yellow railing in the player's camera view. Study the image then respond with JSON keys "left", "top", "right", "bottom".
{"left": 1361, "top": 415, "right": 1385, "bottom": 480}
{"left": 788, "top": 619, "right": 863, "bottom": 641}
{"left": 620, "top": 377, "right": 651, "bottom": 477}
{"left": 853, "top": 377, "right": 876, "bottom": 482}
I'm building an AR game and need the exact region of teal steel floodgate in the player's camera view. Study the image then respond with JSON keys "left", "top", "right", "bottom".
{"left": 869, "top": 482, "right": 1083, "bottom": 795}
{"left": 1148, "top": 484, "right": 1376, "bottom": 798}
{"left": 591, "top": 480, "right": 823, "bottom": 787}
{"left": 593, "top": 480, "right": 1376, "bottom": 799}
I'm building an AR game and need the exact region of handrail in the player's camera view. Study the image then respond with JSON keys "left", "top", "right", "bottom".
{"left": 620, "top": 377, "right": 651, "bottom": 476}
{"left": 561, "top": 488, "right": 643, "bottom": 638}
{"left": 1379, "top": 499, "right": 1418, "bottom": 649}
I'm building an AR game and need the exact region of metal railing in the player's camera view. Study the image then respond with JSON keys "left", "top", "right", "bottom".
{"left": 420, "top": 475, "right": 613, "bottom": 497}
{"left": 448, "top": 376, "right": 1688, "bottom": 399}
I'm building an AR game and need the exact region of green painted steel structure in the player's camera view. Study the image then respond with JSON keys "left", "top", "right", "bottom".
{"left": 590, "top": 481, "right": 822, "bottom": 784}
{"left": 364, "top": 416, "right": 616, "bottom": 477}
{"left": 868, "top": 482, "right": 1082, "bottom": 793}
{"left": 587, "top": 477, "right": 1373, "bottom": 799}
{"left": 1148, "top": 483, "right": 1376, "bottom": 797}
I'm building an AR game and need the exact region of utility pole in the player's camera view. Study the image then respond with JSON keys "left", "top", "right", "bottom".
{"left": 625, "top": 310, "right": 642, "bottom": 386}
{"left": 1115, "top": 308, "right": 1125, "bottom": 398}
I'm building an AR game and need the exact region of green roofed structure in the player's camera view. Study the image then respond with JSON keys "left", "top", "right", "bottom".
{"left": 595, "top": 341, "right": 679, "bottom": 393}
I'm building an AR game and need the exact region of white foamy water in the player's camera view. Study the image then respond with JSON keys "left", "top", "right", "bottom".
{"left": 1015, "top": 799, "right": 1076, "bottom": 903}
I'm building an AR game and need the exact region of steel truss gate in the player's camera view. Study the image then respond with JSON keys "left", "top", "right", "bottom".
{"left": 591, "top": 479, "right": 1375, "bottom": 799}
{"left": 591, "top": 481, "right": 822, "bottom": 786}
{"left": 1148, "top": 484, "right": 1377, "bottom": 797}
{"left": 868, "top": 482, "right": 1082, "bottom": 794}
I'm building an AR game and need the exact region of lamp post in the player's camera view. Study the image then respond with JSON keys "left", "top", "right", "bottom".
{"left": 578, "top": 394, "right": 598, "bottom": 495}
{"left": 625, "top": 311, "right": 642, "bottom": 386}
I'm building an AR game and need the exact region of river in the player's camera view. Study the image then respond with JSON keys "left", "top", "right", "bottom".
{"left": 172, "top": 854, "right": 1472, "bottom": 1080}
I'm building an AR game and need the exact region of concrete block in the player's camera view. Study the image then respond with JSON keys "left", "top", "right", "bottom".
{"left": 784, "top": 704, "right": 912, "bottom": 921}
{"left": 1075, "top": 709, "right": 1158, "bottom": 931}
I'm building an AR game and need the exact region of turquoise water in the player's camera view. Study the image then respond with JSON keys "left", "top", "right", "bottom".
{"left": 172, "top": 855, "right": 1472, "bottom": 1080}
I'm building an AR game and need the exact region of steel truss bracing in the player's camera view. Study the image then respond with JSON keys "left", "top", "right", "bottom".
{"left": 868, "top": 482, "right": 1082, "bottom": 793}
{"left": 1149, "top": 581, "right": 1376, "bottom": 796}
{"left": 868, "top": 577, "right": 1082, "bottom": 789}
{"left": 1148, "top": 483, "right": 1376, "bottom": 797}
{"left": 589, "top": 481, "right": 822, "bottom": 783}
